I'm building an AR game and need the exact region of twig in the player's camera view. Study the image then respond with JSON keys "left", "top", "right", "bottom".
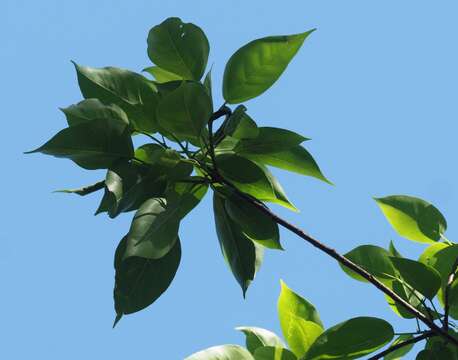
{"left": 368, "top": 331, "right": 434, "bottom": 360}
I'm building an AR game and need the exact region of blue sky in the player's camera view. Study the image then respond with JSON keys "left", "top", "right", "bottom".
{"left": 2, "top": 1, "right": 457, "bottom": 359}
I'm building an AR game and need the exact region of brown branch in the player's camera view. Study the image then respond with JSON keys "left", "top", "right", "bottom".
{"left": 444, "top": 257, "right": 458, "bottom": 330}
{"left": 368, "top": 331, "right": 434, "bottom": 360}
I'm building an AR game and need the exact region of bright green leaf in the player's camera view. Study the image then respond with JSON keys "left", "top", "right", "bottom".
{"left": 223, "top": 106, "right": 259, "bottom": 140}
{"left": 223, "top": 30, "right": 315, "bottom": 103}
{"left": 236, "top": 327, "right": 285, "bottom": 354}
{"left": 143, "top": 66, "right": 182, "bottom": 83}
{"left": 253, "top": 346, "right": 297, "bottom": 360}
{"left": 147, "top": 17, "right": 209, "bottom": 80}
{"left": 305, "top": 317, "right": 394, "bottom": 360}
{"left": 375, "top": 195, "right": 447, "bottom": 244}
{"left": 185, "top": 345, "right": 254, "bottom": 360}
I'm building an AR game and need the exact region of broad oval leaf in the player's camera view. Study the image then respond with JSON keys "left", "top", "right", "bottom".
{"left": 157, "top": 81, "right": 212, "bottom": 144}
{"left": 341, "top": 245, "right": 397, "bottom": 282}
{"left": 254, "top": 346, "right": 297, "bottom": 360}
{"left": 278, "top": 281, "right": 323, "bottom": 358}
{"left": 236, "top": 327, "right": 285, "bottom": 354}
{"left": 305, "top": 317, "right": 394, "bottom": 360}
{"left": 61, "top": 98, "right": 128, "bottom": 127}
{"left": 223, "top": 30, "right": 315, "bottom": 103}
{"left": 147, "top": 17, "right": 209, "bottom": 81}
{"left": 26, "top": 118, "right": 134, "bottom": 170}
{"left": 73, "top": 62, "right": 159, "bottom": 133}
{"left": 390, "top": 257, "right": 441, "bottom": 299}
{"left": 113, "top": 235, "right": 181, "bottom": 322}
{"left": 213, "top": 193, "right": 264, "bottom": 296}
{"left": 185, "top": 345, "right": 254, "bottom": 360}
{"left": 383, "top": 335, "right": 415, "bottom": 360}
{"left": 375, "top": 195, "right": 447, "bottom": 244}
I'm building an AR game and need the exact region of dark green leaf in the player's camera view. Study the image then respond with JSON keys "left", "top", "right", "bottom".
{"left": 213, "top": 193, "right": 264, "bottom": 296}
{"left": 157, "top": 81, "right": 212, "bottom": 144}
{"left": 305, "top": 317, "right": 394, "bottom": 360}
{"left": 385, "top": 280, "right": 425, "bottom": 319}
{"left": 54, "top": 181, "right": 104, "bottom": 196}
{"left": 114, "top": 235, "right": 181, "bottom": 319}
{"left": 236, "top": 327, "right": 285, "bottom": 354}
{"left": 26, "top": 118, "right": 134, "bottom": 170}
{"left": 203, "top": 68, "right": 213, "bottom": 102}
{"left": 60, "top": 98, "right": 128, "bottom": 127}
{"left": 134, "top": 144, "right": 165, "bottom": 165}
{"left": 388, "top": 240, "right": 403, "bottom": 258}
{"left": 73, "top": 62, "right": 159, "bottom": 133}
{"left": 147, "top": 17, "right": 209, "bottom": 80}
{"left": 253, "top": 346, "right": 297, "bottom": 360}
{"left": 223, "top": 30, "right": 315, "bottom": 103}
{"left": 278, "top": 280, "right": 323, "bottom": 358}
{"left": 383, "top": 335, "right": 415, "bottom": 360}
{"left": 223, "top": 106, "right": 259, "bottom": 140}
{"left": 185, "top": 345, "right": 254, "bottom": 360}
{"left": 425, "top": 332, "right": 458, "bottom": 359}
{"left": 375, "top": 195, "right": 447, "bottom": 244}
{"left": 341, "top": 245, "right": 397, "bottom": 282}
{"left": 143, "top": 66, "right": 182, "bottom": 83}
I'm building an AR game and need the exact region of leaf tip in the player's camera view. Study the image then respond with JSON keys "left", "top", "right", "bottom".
{"left": 112, "top": 313, "right": 123, "bottom": 328}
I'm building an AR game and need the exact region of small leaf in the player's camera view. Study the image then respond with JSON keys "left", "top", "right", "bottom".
{"left": 305, "top": 317, "right": 394, "bottom": 360}
{"left": 54, "top": 181, "right": 104, "bottom": 196}
{"left": 375, "top": 195, "right": 447, "bottom": 244}
{"left": 390, "top": 257, "right": 441, "bottom": 299}
{"left": 114, "top": 235, "right": 181, "bottom": 319}
{"left": 223, "top": 30, "right": 315, "bottom": 103}
{"left": 388, "top": 240, "right": 403, "bottom": 258}
{"left": 223, "top": 106, "right": 259, "bottom": 140}
{"left": 341, "top": 245, "right": 397, "bottom": 282}
{"left": 73, "top": 62, "right": 159, "bottom": 133}
{"left": 156, "top": 81, "right": 212, "bottom": 144}
{"left": 26, "top": 118, "right": 134, "bottom": 170}
{"left": 142, "top": 66, "right": 182, "bottom": 83}
{"left": 258, "top": 164, "right": 298, "bottom": 212}
{"left": 278, "top": 281, "right": 323, "bottom": 358}
{"left": 253, "top": 346, "right": 297, "bottom": 360}
{"left": 61, "top": 98, "right": 128, "bottom": 127}
{"left": 213, "top": 193, "right": 264, "bottom": 296}
{"left": 147, "top": 17, "right": 209, "bottom": 80}
{"left": 185, "top": 345, "right": 254, "bottom": 360}
{"left": 236, "top": 327, "right": 285, "bottom": 354}
{"left": 383, "top": 335, "right": 415, "bottom": 360}
{"left": 134, "top": 144, "right": 165, "bottom": 165}
{"left": 203, "top": 68, "right": 213, "bottom": 101}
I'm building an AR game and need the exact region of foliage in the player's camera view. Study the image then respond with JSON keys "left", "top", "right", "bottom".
{"left": 28, "top": 16, "right": 458, "bottom": 359}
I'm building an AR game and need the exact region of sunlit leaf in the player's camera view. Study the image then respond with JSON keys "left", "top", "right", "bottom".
{"left": 185, "top": 345, "right": 254, "bottom": 360}
{"left": 236, "top": 327, "right": 285, "bottom": 354}
{"left": 254, "top": 346, "right": 297, "bottom": 360}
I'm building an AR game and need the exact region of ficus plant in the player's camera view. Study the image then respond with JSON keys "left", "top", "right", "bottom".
{"left": 27, "top": 17, "right": 458, "bottom": 359}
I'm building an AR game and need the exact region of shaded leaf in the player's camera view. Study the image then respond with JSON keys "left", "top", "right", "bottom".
{"left": 185, "top": 345, "right": 254, "bottom": 360}
{"left": 236, "top": 327, "right": 285, "bottom": 354}
{"left": 388, "top": 240, "right": 403, "bottom": 258}
{"left": 223, "top": 105, "right": 259, "bottom": 140}
{"left": 143, "top": 66, "right": 182, "bottom": 83}
{"left": 254, "top": 346, "right": 297, "bottom": 360}
{"left": 384, "top": 280, "right": 425, "bottom": 319}
{"left": 383, "top": 335, "right": 414, "bottom": 360}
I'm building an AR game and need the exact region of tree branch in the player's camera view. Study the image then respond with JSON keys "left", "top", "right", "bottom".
{"left": 368, "top": 331, "right": 434, "bottom": 360}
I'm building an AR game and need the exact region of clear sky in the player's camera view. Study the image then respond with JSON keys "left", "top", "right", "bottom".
{"left": 2, "top": 1, "right": 458, "bottom": 359}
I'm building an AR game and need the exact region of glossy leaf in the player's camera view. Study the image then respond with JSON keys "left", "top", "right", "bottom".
{"left": 253, "top": 347, "right": 297, "bottom": 360}
{"left": 278, "top": 281, "right": 323, "bottom": 358}
{"left": 341, "top": 245, "right": 397, "bottom": 282}
{"left": 185, "top": 345, "right": 254, "bottom": 360}
{"left": 383, "top": 335, "right": 414, "bottom": 360}
{"left": 26, "top": 118, "right": 134, "bottom": 170}
{"left": 73, "top": 62, "right": 159, "bottom": 133}
{"left": 375, "top": 195, "right": 447, "bottom": 244}
{"left": 390, "top": 257, "right": 441, "bottom": 299}
{"left": 60, "top": 98, "right": 128, "bottom": 127}
{"left": 113, "top": 235, "right": 181, "bottom": 322}
{"left": 305, "top": 317, "right": 394, "bottom": 360}
{"left": 223, "top": 30, "right": 315, "bottom": 103}
{"left": 147, "top": 17, "right": 209, "bottom": 80}
{"left": 143, "top": 66, "right": 182, "bottom": 83}
{"left": 157, "top": 81, "right": 212, "bottom": 144}
{"left": 225, "top": 196, "right": 282, "bottom": 250}
{"left": 213, "top": 193, "right": 264, "bottom": 295}
{"left": 236, "top": 327, "right": 285, "bottom": 354}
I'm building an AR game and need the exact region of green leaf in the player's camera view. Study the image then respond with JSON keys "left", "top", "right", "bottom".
{"left": 375, "top": 195, "right": 447, "bottom": 244}
{"left": 278, "top": 280, "right": 324, "bottom": 358}
{"left": 213, "top": 193, "right": 264, "bottom": 296}
{"left": 156, "top": 81, "right": 212, "bottom": 144}
{"left": 236, "top": 327, "right": 285, "bottom": 354}
{"left": 390, "top": 257, "right": 441, "bottom": 299}
{"left": 225, "top": 195, "right": 282, "bottom": 250}
{"left": 384, "top": 280, "right": 425, "bottom": 319}
{"left": 26, "top": 118, "right": 134, "bottom": 170}
{"left": 425, "top": 331, "right": 458, "bottom": 359}
{"left": 147, "top": 17, "right": 209, "bottom": 81}
{"left": 253, "top": 346, "right": 297, "bottom": 360}
{"left": 305, "top": 317, "right": 394, "bottom": 360}
{"left": 258, "top": 164, "right": 298, "bottom": 212}
{"left": 223, "top": 30, "right": 315, "bottom": 103}
{"left": 114, "top": 235, "right": 181, "bottom": 320}
{"left": 341, "top": 245, "right": 397, "bottom": 282}
{"left": 203, "top": 68, "right": 213, "bottom": 101}
{"left": 142, "top": 66, "right": 182, "bottom": 83}
{"left": 419, "top": 243, "right": 458, "bottom": 280}
{"left": 185, "top": 345, "right": 254, "bottom": 360}
{"left": 60, "top": 98, "right": 128, "bottom": 127}
{"left": 383, "top": 335, "right": 414, "bottom": 360}
{"left": 388, "top": 240, "right": 403, "bottom": 258}
{"left": 134, "top": 144, "right": 165, "bottom": 165}
{"left": 223, "top": 106, "right": 259, "bottom": 140}
{"left": 73, "top": 62, "right": 159, "bottom": 133}
{"left": 54, "top": 181, "right": 104, "bottom": 196}
{"left": 245, "top": 145, "right": 331, "bottom": 184}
